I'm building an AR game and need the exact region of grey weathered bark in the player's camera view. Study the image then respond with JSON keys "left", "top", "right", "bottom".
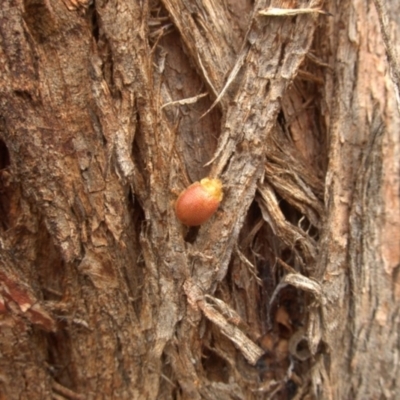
{"left": 0, "top": 0, "right": 399, "bottom": 399}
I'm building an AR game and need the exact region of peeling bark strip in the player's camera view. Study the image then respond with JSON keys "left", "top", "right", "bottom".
{"left": 0, "top": 0, "right": 399, "bottom": 399}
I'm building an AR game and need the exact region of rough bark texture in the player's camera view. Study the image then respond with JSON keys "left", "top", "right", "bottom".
{"left": 0, "top": 0, "right": 399, "bottom": 399}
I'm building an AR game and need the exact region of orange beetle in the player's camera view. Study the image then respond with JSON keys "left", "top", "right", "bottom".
{"left": 175, "top": 178, "right": 223, "bottom": 226}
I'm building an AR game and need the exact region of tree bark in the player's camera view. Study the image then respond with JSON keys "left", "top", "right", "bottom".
{"left": 0, "top": 0, "right": 399, "bottom": 399}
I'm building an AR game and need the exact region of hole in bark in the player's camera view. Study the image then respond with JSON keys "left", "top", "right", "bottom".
{"left": 35, "top": 220, "right": 66, "bottom": 301}
{"left": 294, "top": 338, "right": 310, "bottom": 359}
{"left": 131, "top": 116, "right": 147, "bottom": 180}
{"left": 184, "top": 226, "right": 199, "bottom": 243}
{"left": 90, "top": 4, "right": 114, "bottom": 96}
{"left": 0, "top": 139, "right": 11, "bottom": 230}
{"left": 36, "top": 224, "right": 75, "bottom": 389}
{"left": 285, "top": 379, "right": 299, "bottom": 399}
{"left": 46, "top": 330, "right": 75, "bottom": 389}
{"left": 255, "top": 355, "right": 269, "bottom": 373}
{"left": 201, "top": 347, "right": 230, "bottom": 383}
{"left": 13, "top": 90, "right": 33, "bottom": 102}
{"left": 277, "top": 197, "right": 297, "bottom": 224}
{"left": 0, "top": 139, "right": 10, "bottom": 170}
{"left": 276, "top": 196, "right": 319, "bottom": 240}
{"left": 299, "top": 215, "right": 319, "bottom": 240}
{"left": 125, "top": 187, "right": 146, "bottom": 319}
{"left": 392, "top": 263, "right": 400, "bottom": 291}
{"left": 159, "top": 353, "right": 178, "bottom": 398}
{"left": 89, "top": 2, "right": 100, "bottom": 42}
{"left": 277, "top": 382, "right": 300, "bottom": 400}
{"left": 271, "top": 287, "right": 305, "bottom": 331}
{"left": 23, "top": 0, "right": 57, "bottom": 44}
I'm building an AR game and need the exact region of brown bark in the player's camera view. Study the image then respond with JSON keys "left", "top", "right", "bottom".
{"left": 0, "top": 0, "right": 399, "bottom": 399}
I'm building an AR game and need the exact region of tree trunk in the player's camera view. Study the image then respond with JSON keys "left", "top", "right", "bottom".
{"left": 0, "top": 0, "right": 399, "bottom": 399}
